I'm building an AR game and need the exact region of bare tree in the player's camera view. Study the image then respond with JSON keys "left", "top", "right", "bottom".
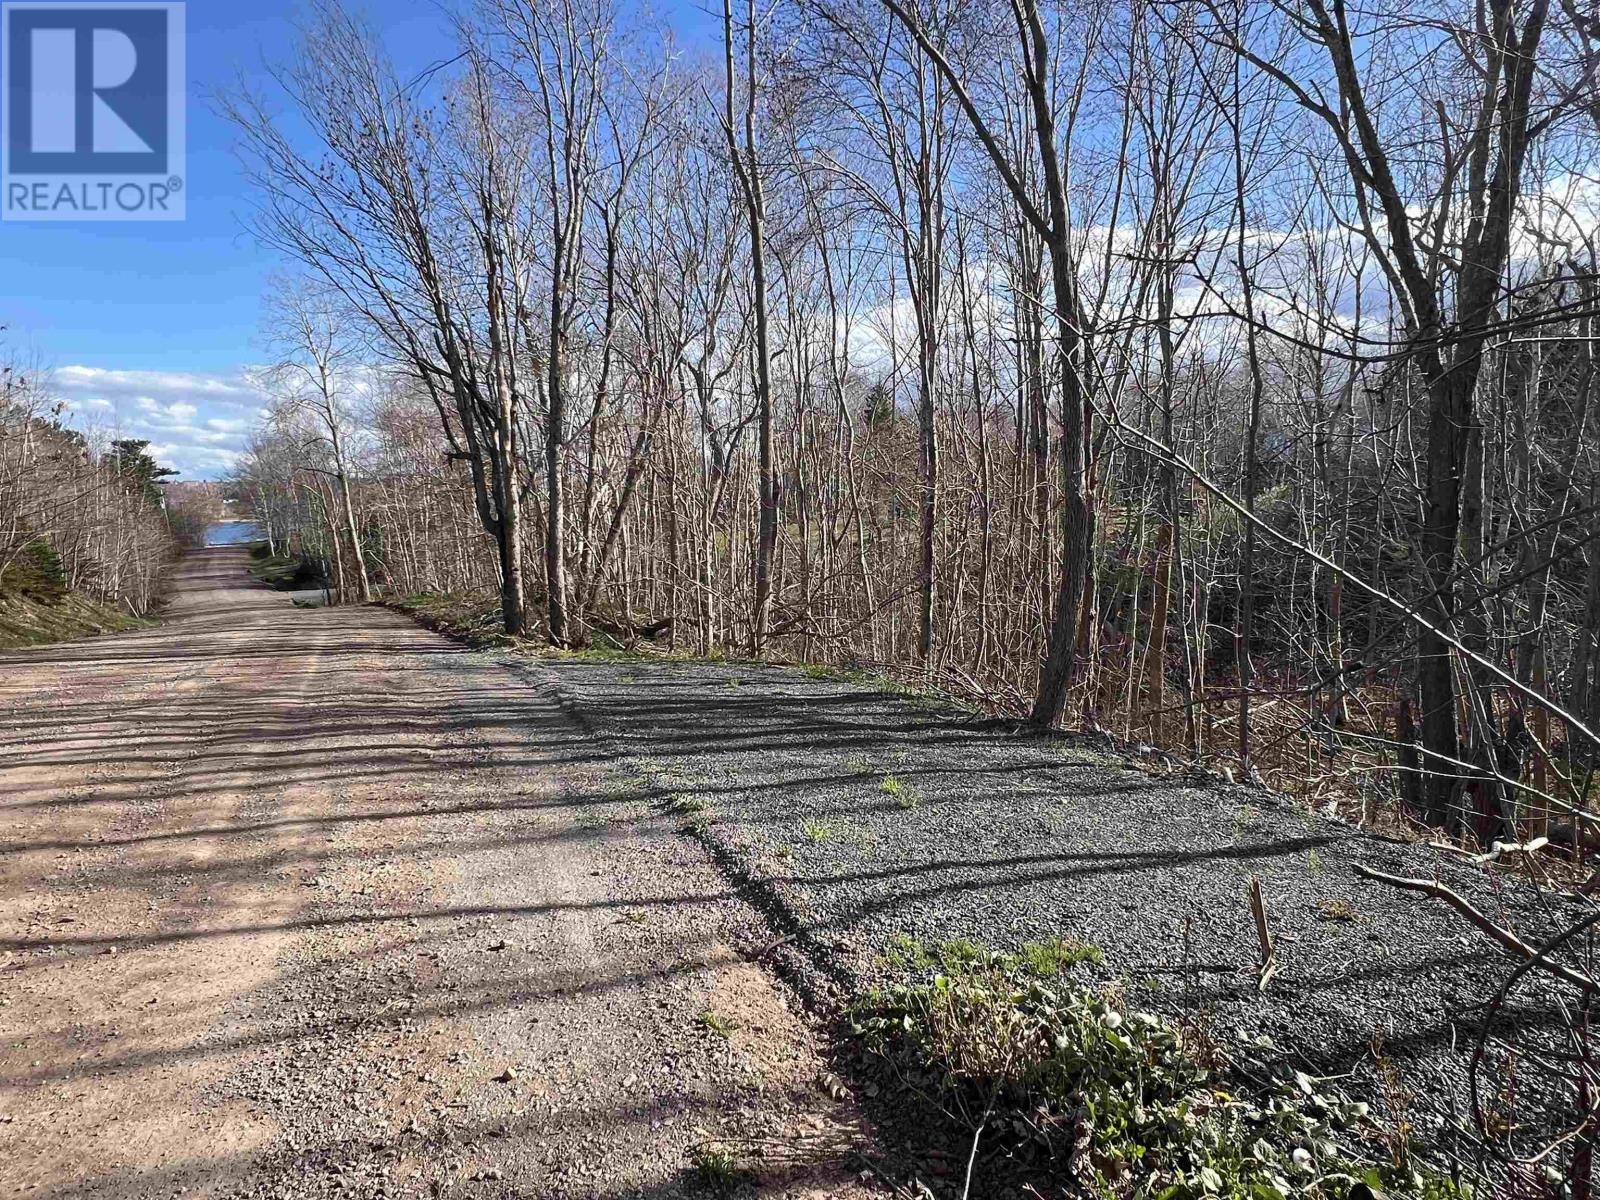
{"left": 876, "top": 0, "right": 1101, "bottom": 727}
{"left": 222, "top": 0, "right": 533, "bottom": 633}
{"left": 259, "top": 279, "right": 372, "bottom": 603}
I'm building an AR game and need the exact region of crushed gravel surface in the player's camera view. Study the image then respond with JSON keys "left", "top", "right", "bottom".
{"left": 527, "top": 656, "right": 1575, "bottom": 1160}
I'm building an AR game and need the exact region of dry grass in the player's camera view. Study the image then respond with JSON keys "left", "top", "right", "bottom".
{"left": 0, "top": 591, "right": 146, "bottom": 650}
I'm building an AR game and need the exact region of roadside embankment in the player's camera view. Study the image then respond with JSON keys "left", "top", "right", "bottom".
{"left": 0, "top": 588, "right": 147, "bottom": 648}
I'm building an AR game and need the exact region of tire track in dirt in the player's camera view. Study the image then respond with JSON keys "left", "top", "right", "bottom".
{"left": 0, "top": 548, "right": 883, "bottom": 1200}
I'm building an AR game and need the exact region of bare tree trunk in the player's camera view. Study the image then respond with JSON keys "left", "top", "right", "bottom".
{"left": 544, "top": 273, "right": 568, "bottom": 644}
{"left": 724, "top": 0, "right": 776, "bottom": 655}
{"left": 1230, "top": 51, "right": 1264, "bottom": 768}
{"left": 330, "top": 424, "right": 371, "bottom": 603}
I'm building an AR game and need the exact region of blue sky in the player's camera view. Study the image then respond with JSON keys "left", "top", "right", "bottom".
{"left": 0, "top": 0, "right": 713, "bottom": 480}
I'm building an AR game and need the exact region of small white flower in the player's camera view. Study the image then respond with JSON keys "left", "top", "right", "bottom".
{"left": 1291, "top": 1148, "right": 1313, "bottom": 1172}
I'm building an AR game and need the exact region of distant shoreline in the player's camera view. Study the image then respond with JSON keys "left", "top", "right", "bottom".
{"left": 204, "top": 520, "right": 263, "bottom": 548}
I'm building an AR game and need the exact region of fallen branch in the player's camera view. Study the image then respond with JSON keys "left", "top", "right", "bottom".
{"left": 1353, "top": 863, "right": 1598, "bottom": 992}
{"left": 588, "top": 613, "right": 673, "bottom": 645}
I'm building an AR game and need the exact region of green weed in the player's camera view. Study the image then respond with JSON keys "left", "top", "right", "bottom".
{"left": 1019, "top": 934, "right": 1103, "bottom": 974}
{"left": 880, "top": 773, "right": 922, "bottom": 809}
{"left": 1316, "top": 897, "right": 1360, "bottom": 922}
{"left": 687, "top": 1142, "right": 741, "bottom": 1193}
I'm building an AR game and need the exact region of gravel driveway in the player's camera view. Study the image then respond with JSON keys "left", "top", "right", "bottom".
{"left": 526, "top": 655, "right": 1578, "bottom": 1165}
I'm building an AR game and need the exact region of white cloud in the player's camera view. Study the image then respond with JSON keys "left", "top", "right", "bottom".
{"left": 50, "top": 365, "right": 269, "bottom": 480}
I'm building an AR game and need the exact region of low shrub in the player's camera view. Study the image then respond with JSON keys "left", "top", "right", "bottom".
{"left": 851, "top": 940, "right": 1468, "bottom": 1198}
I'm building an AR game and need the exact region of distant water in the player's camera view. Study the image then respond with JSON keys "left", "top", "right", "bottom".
{"left": 205, "top": 521, "right": 264, "bottom": 547}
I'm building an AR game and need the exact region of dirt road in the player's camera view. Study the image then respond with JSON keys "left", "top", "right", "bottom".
{"left": 0, "top": 549, "right": 874, "bottom": 1199}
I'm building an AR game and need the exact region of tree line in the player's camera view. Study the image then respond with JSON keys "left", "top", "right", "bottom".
{"left": 227, "top": 0, "right": 1600, "bottom": 843}
{"left": 0, "top": 343, "right": 209, "bottom": 617}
